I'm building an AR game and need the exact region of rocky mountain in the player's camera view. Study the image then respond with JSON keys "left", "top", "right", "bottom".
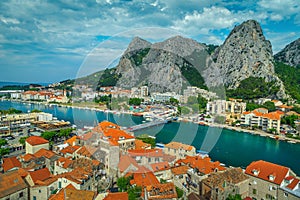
{"left": 78, "top": 19, "right": 290, "bottom": 99}
{"left": 274, "top": 38, "right": 300, "bottom": 68}
{"left": 115, "top": 36, "right": 209, "bottom": 93}
{"left": 204, "top": 20, "right": 287, "bottom": 98}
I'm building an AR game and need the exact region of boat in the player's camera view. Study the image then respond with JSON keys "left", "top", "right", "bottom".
{"left": 287, "top": 140, "right": 297, "bottom": 144}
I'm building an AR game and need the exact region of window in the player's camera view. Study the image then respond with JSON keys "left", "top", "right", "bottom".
{"left": 39, "top": 189, "right": 41, "bottom": 193}
{"left": 19, "top": 192, "right": 23, "bottom": 198}
{"left": 33, "top": 196, "right": 37, "bottom": 200}
{"left": 253, "top": 189, "right": 257, "bottom": 195}
{"left": 284, "top": 192, "right": 288, "bottom": 197}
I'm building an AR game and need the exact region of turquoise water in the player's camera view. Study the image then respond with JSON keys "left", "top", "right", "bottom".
{"left": 1, "top": 100, "right": 299, "bottom": 174}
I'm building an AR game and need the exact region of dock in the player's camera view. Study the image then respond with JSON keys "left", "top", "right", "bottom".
{"left": 125, "top": 120, "right": 168, "bottom": 132}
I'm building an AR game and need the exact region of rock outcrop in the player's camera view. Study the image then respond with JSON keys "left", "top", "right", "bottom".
{"left": 274, "top": 38, "right": 300, "bottom": 68}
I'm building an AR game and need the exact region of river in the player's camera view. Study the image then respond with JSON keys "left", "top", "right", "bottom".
{"left": 1, "top": 100, "right": 299, "bottom": 174}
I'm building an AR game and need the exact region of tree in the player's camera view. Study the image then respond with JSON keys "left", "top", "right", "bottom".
{"left": 281, "top": 115, "right": 299, "bottom": 128}
{"left": 198, "top": 95, "right": 208, "bottom": 110}
{"left": 169, "top": 97, "right": 179, "bottom": 106}
{"left": 263, "top": 101, "right": 276, "bottom": 112}
{"left": 128, "top": 186, "right": 142, "bottom": 200}
{"left": 117, "top": 176, "right": 131, "bottom": 192}
{"left": 181, "top": 107, "right": 190, "bottom": 115}
{"left": 226, "top": 194, "right": 242, "bottom": 200}
{"left": 58, "top": 128, "right": 73, "bottom": 138}
{"left": 129, "top": 98, "right": 143, "bottom": 106}
{"left": 19, "top": 136, "right": 28, "bottom": 146}
{"left": 176, "top": 186, "right": 184, "bottom": 198}
{"left": 246, "top": 103, "right": 261, "bottom": 111}
{"left": 41, "top": 131, "right": 56, "bottom": 141}
{"left": 0, "top": 148, "right": 10, "bottom": 156}
{"left": 0, "top": 139, "right": 8, "bottom": 147}
{"left": 31, "top": 109, "right": 42, "bottom": 113}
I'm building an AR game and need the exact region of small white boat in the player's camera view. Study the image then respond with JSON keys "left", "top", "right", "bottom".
{"left": 287, "top": 140, "right": 296, "bottom": 144}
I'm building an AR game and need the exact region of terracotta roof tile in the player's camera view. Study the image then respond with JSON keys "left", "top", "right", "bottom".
{"left": 60, "top": 145, "right": 80, "bottom": 155}
{"left": 128, "top": 148, "right": 163, "bottom": 157}
{"left": 165, "top": 141, "right": 194, "bottom": 151}
{"left": 57, "top": 157, "right": 73, "bottom": 169}
{"left": 171, "top": 165, "right": 190, "bottom": 175}
{"left": 286, "top": 177, "right": 300, "bottom": 190}
{"left": 245, "top": 160, "right": 289, "bottom": 185}
{"left": 2, "top": 156, "right": 22, "bottom": 172}
{"left": 150, "top": 161, "right": 170, "bottom": 172}
{"left": 26, "top": 136, "right": 49, "bottom": 146}
{"left": 176, "top": 156, "right": 226, "bottom": 175}
{"left": 0, "top": 170, "right": 28, "bottom": 198}
{"left": 104, "top": 192, "right": 129, "bottom": 200}
{"left": 146, "top": 182, "right": 177, "bottom": 199}
{"left": 49, "top": 184, "right": 95, "bottom": 200}
{"left": 21, "top": 153, "right": 36, "bottom": 162}
{"left": 64, "top": 136, "right": 78, "bottom": 146}
{"left": 118, "top": 155, "right": 139, "bottom": 173}
{"left": 75, "top": 145, "right": 97, "bottom": 157}
{"left": 129, "top": 167, "right": 159, "bottom": 187}
{"left": 135, "top": 139, "right": 151, "bottom": 150}
{"left": 34, "top": 148, "right": 56, "bottom": 159}
{"left": 29, "top": 167, "right": 51, "bottom": 184}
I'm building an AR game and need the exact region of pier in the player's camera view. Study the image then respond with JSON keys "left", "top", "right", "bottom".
{"left": 124, "top": 120, "right": 168, "bottom": 132}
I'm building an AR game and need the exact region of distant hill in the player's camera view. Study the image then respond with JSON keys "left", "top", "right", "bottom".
{"left": 274, "top": 38, "right": 300, "bottom": 68}
{"left": 0, "top": 81, "right": 50, "bottom": 89}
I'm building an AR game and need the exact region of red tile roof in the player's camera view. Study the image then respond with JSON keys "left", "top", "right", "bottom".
{"left": 57, "top": 157, "right": 73, "bottom": 169}
{"left": 29, "top": 167, "right": 51, "bottom": 184}
{"left": 146, "top": 182, "right": 177, "bottom": 199}
{"left": 104, "top": 192, "right": 129, "bottom": 200}
{"left": 34, "top": 148, "right": 56, "bottom": 159}
{"left": 171, "top": 165, "right": 190, "bottom": 175}
{"left": 245, "top": 160, "right": 289, "bottom": 185}
{"left": 286, "top": 177, "right": 300, "bottom": 190}
{"left": 129, "top": 166, "right": 160, "bottom": 187}
{"left": 118, "top": 155, "right": 139, "bottom": 173}
{"left": 135, "top": 139, "right": 151, "bottom": 150}
{"left": 2, "top": 156, "right": 21, "bottom": 172}
{"left": 21, "top": 153, "right": 36, "bottom": 162}
{"left": 150, "top": 161, "right": 170, "bottom": 172}
{"left": 176, "top": 156, "right": 226, "bottom": 175}
{"left": 26, "top": 136, "right": 49, "bottom": 146}
{"left": 165, "top": 141, "right": 194, "bottom": 151}
{"left": 75, "top": 145, "right": 97, "bottom": 157}
{"left": 0, "top": 170, "right": 28, "bottom": 198}
{"left": 60, "top": 145, "right": 80, "bottom": 155}
{"left": 64, "top": 136, "right": 78, "bottom": 146}
{"left": 49, "top": 183, "right": 96, "bottom": 200}
{"left": 128, "top": 148, "right": 164, "bottom": 157}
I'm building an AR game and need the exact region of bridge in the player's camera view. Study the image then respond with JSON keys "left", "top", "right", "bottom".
{"left": 124, "top": 120, "right": 168, "bottom": 132}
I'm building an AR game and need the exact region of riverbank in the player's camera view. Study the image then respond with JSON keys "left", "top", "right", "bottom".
{"left": 177, "top": 116, "right": 300, "bottom": 144}
{"left": 3, "top": 99, "right": 300, "bottom": 144}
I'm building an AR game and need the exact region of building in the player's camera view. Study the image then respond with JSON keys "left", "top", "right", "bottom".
{"left": 2, "top": 156, "right": 22, "bottom": 172}
{"left": 206, "top": 99, "right": 246, "bottom": 115}
{"left": 199, "top": 168, "right": 249, "bottom": 199}
{"left": 245, "top": 160, "right": 296, "bottom": 200}
{"left": 151, "top": 92, "right": 181, "bottom": 102}
{"left": 25, "top": 136, "right": 49, "bottom": 154}
{"left": 164, "top": 141, "right": 196, "bottom": 159}
{"left": 49, "top": 184, "right": 96, "bottom": 200}
{"left": 102, "top": 192, "right": 129, "bottom": 200}
{"left": 0, "top": 170, "right": 29, "bottom": 200}
{"left": 278, "top": 176, "right": 300, "bottom": 200}
{"left": 241, "top": 109, "right": 283, "bottom": 133}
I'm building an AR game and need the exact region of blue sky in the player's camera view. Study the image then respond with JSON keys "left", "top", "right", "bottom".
{"left": 0, "top": 0, "right": 299, "bottom": 83}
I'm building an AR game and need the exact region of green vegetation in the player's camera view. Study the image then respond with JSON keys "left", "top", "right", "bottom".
{"left": 246, "top": 101, "right": 276, "bottom": 112}
{"left": 0, "top": 108, "right": 22, "bottom": 115}
{"left": 281, "top": 115, "right": 299, "bottom": 128}
{"left": 19, "top": 136, "right": 29, "bottom": 146}
{"left": 181, "top": 62, "right": 207, "bottom": 90}
{"left": 129, "top": 98, "right": 143, "bottom": 106}
{"left": 169, "top": 97, "right": 179, "bottom": 106}
{"left": 226, "top": 77, "right": 279, "bottom": 100}
{"left": 175, "top": 186, "right": 184, "bottom": 198}
{"left": 31, "top": 109, "right": 42, "bottom": 113}
{"left": 226, "top": 194, "right": 242, "bottom": 200}
{"left": 292, "top": 106, "right": 300, "bottom": 114}
{"left": 131, "top": 48, "right": 150, "bottom": 66}
{"left": 275, "top": 62, "right": 300, "bottom": 102}
{"left": 136, "top": 135, "right": 156, "bottom": 148}
{"left": 181, "top": 106, "right": 190, "bottom": 115}
{"left": 0, "top": 139, "right": 9, "bottom": 156}
{"left": 214, "top": 115, "right": 226, "bottom": 124}
{"left": 0, "top": 84, "right": 30, "bottom": 91}
{"left": 198, "top": 95, "right": 208, "bottom": 110}
{"left": 204, "top": 44, "right": 219, "bottom": 55}
{"left": 41, "top": 128, "right": 73, "bottom": 141}
{"left": 117, "top": 176, "right": 142, "bottom": 200}
{"left": 0, "top": 139, "right": 8, "bottom": 147}
{"left": 97, "top": 68, "right": 121, "bottom": 87}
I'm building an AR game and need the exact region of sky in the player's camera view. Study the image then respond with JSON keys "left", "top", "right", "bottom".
{"left": 0, "top": 0, "right": 300, "bottom": 83}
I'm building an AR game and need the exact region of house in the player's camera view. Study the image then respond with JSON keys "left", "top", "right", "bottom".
{"left": 145, "top": 182, "right": 178, "bottom": 200}
{"left": 271, "top": 99, "right": 283, "bottom": 107}
{"left": 240, "top": 109, "right": 283, "bottom": 133}
{"left": 128, "top": 148, "right": 171, "bottom": 166}
{"left": 164, "top": 141, "right": 196, "bottom": 159}
{"left": 0, "top": 170, "right": 29, "bottom": 200}
{"left": 2, "top": 156, "right": 22, "bottom": 172}
{"left": 206, "top": 99, "right": 246, "bottom": 115}
{"left": 60, "top": 145, "right": 80, "bottom": 158}
{"left": 135, "top": 139, "right": 151, "bottom": 150}
{"left": 278, "top": 176, "right": 300, "bottom": 199}
{"left": 102, "top": 192, "right": 129, "bottom": 200}
{"left": 245, "top": 160, "right": 296, "bottom": 200}
{"left": 150, "top": 161, "right": 172, "bottom": 180}
{"left": 199, "top": 168, "right": 249, "bottom": 200}
{"left": 33, "top": 148, "right": 60, "bottom": 173}
{"left": 49, "top": 184, "right": 96, "bottom": 200}
{"left": 25, "top": 136, "right": 49, "bottom": 154}
{"left": 118, "top": 155, "right": 139, "bottom": 177}
{"left": 278, "top": 104, "right": 294, "bottom": 112}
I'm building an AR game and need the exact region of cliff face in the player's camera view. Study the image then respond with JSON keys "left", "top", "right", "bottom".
{"left": 203, "top": 20, "right": 287, "bottom": 98}
{"left": 274, "top": 38, "right": 300, "bottom": 68}
{"left": 115, "top": 36, "right": 209, "bottom": 93}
